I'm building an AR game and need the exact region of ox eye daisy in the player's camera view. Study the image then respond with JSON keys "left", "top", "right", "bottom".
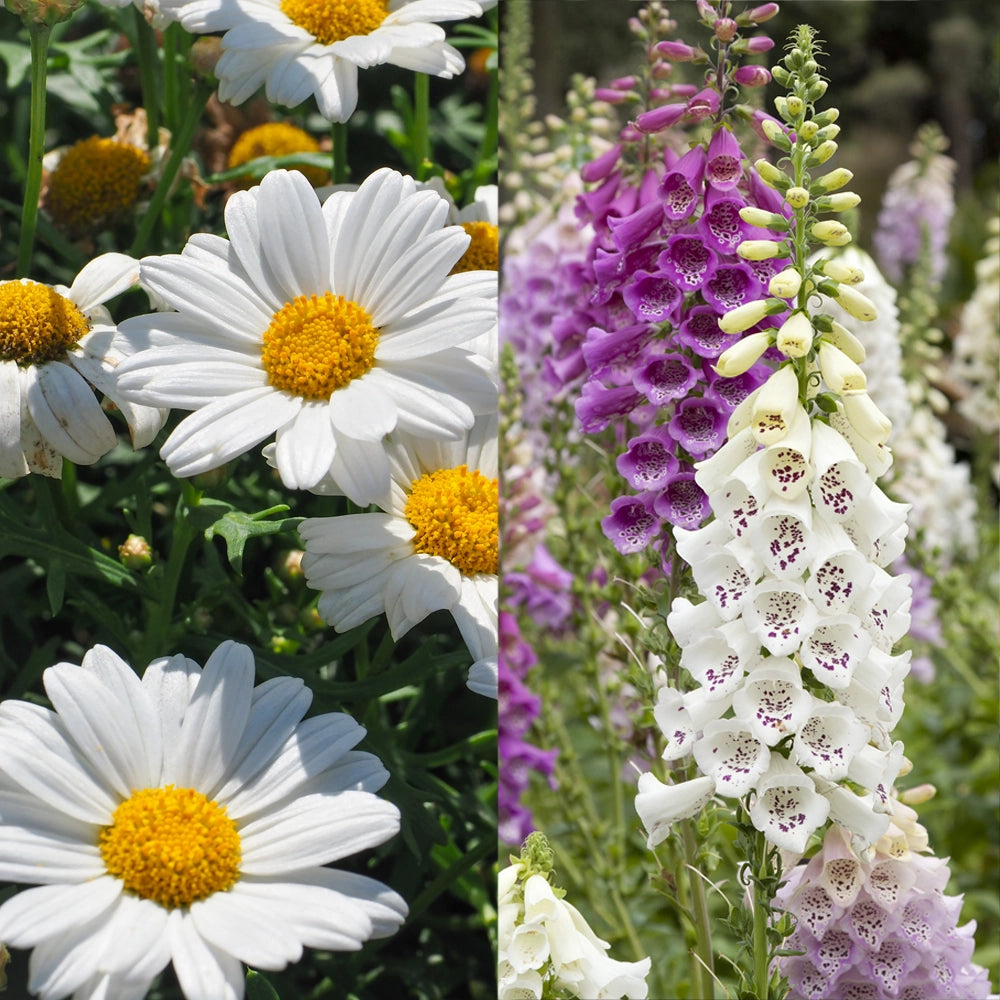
{"left": 0, "top": 641, "right": 406, "bottom": 1000}
{"left": 112, "top": 168, "right": 497, "bottom": 506}
{"left": 299, "top": 414, "right": 498, "bottom": 697}
{"left": 160, "top": 0, "right": 495, "bottom": 123}
{"left": 0, "top": 254, "right": 167, "bottom": 479}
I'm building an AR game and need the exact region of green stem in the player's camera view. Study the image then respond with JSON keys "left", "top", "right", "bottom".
{"left": 17, "top": 23, "right": 51, "bottom": 278}
{"left": 682, "top": 819, "right": 716, "bottom": 999}
{"left": 752, "top": 828, "right": 771, "bottom": 999}
{"left": 412, "top": 71, "right": 430, "bottom": 178}
{"left": 331, "top": 121, "right": 348, "bottom": 184}
{"left": 132, "top": 6, "right": 161, "bottom": 150}
{"left": 130, "top": 83, "right": 210, "bottom": 257}
{"left": 162, "top": 22, "right": 181, "bottom": 134}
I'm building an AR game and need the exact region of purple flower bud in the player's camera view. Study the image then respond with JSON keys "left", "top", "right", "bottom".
{"left": 594, "top": 87, "right": 628, "bottom": 104}
{"left": 733, "top": 64, "right": 772, "bottom": 87}
{"left": 610, "top": 75, "right": 637, "bottom": 90}
{"left": 608, "top": 199, "right": 664, "bottom": 252}
{"left": 686, "top": 87, "right": 721, "bottom": 121}
{"left": 748, "top": 3, "right": 779, "bottom": 22}
{"left": 746, "top": 34, "right": 775, "bottom": 53}
{"left": 668, "top": 83, "right": 700, "bottom": 98}
{"left": 713, "top": 17, "right": 737, "bottom": 42}
{"left": 635, "top": 102, "right": 687, "bottom": 133}
{"left": 580, "top": 143, "right": 624, "bottom": 183}
{"left": 656, "top": 39, "right": 698, "bottom": 61}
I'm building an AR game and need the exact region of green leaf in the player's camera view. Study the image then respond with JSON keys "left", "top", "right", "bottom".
{"left": 245, "top": 970, "right": 280, "bottom": 1000}
{"left": 0, "top": 40, "right": 32, "bottom": 90}
{"left": 46, "top": 559, "right": 66, "bottom": 616}
{"left": 203, "top": 505, "right": 300, "bottom": 573}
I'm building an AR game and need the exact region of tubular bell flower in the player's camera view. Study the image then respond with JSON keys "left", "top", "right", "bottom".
{"left": 0, "top": 254, "right": 166, "bottom": 478}
{"left": 0, "top": 641, "right": 406, "bottom": 1000}
{"left": 299, "top": 413, "right": 498, "bottom": 697}
{"left": 113, "top": 168, "right": 497, "bottom": 505}
{"left": 160, "top": 0, "right": 494, "bottom": 122}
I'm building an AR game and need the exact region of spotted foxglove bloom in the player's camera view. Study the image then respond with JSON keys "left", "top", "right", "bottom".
{"left": 113, "top": 168, "right": 496, "bottom": 505}
{"left": 159, "top": 0, "right": 493, "bottom": 122}
{"left": 775, "top": 808, "right": 992, "bottom": 999}
{"left": 0, "top": 641, "right": 406, "bottom": 1000}
{"left": 0, "top": 254, "right": 166, "bottom": 479}
{"left": 498, "top": 858, "right": 651, "bottom": 1000}
{"left": 300, "top": 413, "right": 497, "bottom": 697}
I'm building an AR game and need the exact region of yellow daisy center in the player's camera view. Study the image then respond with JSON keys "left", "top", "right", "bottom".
{"left": 99, "top": 786, "right": 241, "bottom": 909}
{"left": 451, "top": 222, "right": 499, "bottom": 274}
{"left": 228, "top": 123, "right": 328, "bottom": 187}
{"left": 0, "top": 281, "right": 89, "bottom": 365}
{"left": 280, "top": 0, "right": 388, "bottom": 46}
{"left": 261, "top": 292, "right": 378, "bottom": 400}
{"left": 404, "top": 465, "right": 499, "bottom": 576}
{"left": 47, "top": 136, "right": 150, "bottom": 232}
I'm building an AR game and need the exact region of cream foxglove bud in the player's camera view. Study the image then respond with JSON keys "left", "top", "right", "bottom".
{"left": 776, "top": 311, "right": 814, "bottom": 357}
{"left": 785, "top": 186, "right": 810, "bottom": 209}
{"left": 818, "top": 258, "right": 865, "bottom": 284}
{"left": 811, "top": 220, "right": 852, "bottom": 246}
{"left": 737, "top": 239, "right": 784, "bottom": 260}
{"left": 768, "top": 268, "right": 802, "bottom": 299}
{"left": 824, "top": 320, "right": 867, "bottom": 363}
{"left": 785, "top": 95, "right": 804, "bottom": 117}
{"left": 842, "top": 392, "right": 892, "bottom": 445}
{"left": 832, "top": 282, "right": 878, "bottom": 321}
{"left": 816, "top": 191, "right": 861, "bottom": 213}
{"left": 715, "top": 330, "right": 773, "bottom": 375}
{"left": 739, "top": 205, "right": 789, "bottom": 230}
{"left": 761, "top": 117, "right": 792, "bottom": 151}
{"left": 753, "top": 158, "right": 789, "bottom": 190}
{"left": 898, "top": 783, "right": 936, "bottom": 805}
{"left": 811, "top": 166, "right": 853, "bottom": 192}
{"left": 818, "top": 340, "right": 867, "bottom": 393}
{"left": 718, "top": 299, "right": 773, "bottom": 334}
{"left": 798, "top": 120, "right": 819, "bottom": 141}
{"left": 752, "top": 364, "right": 801, "bottom": 444}
{"left": 806, "top": 139, "right": 838, "bottom": 166}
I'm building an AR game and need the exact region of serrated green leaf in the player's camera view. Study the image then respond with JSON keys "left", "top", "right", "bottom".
{"left": 203, "top": 505, "right": 299, "bottom": 573}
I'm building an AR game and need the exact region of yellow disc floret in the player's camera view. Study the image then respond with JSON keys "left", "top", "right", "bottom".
{"left": 228, "top": 123, "right": 328, "bottom": 187}
{"left": 262, "top": 292, "right": 378, "bottom": 400}
{"left": 99, "top": 786, "right": 241, "bottom": 909}
{"left": 47, "top": 136, "right": 150, "bottom": 232}
{"left": 404, "top": 465, "right": 499, "bottom": 576}
{"left": 451, "top": 222, "right": 499, "bottom": 274}
{"left": 280, "top": 0, "right": 387, "bottom": 46}
{"left": 0, "top": 281, "right": 89, "bottom": 365}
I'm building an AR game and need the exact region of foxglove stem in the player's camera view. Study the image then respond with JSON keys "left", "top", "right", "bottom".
{"left": 681, "top": 817, "right": 717, "bottom": 998}
{"left": 16, "top": 22, "right": 51, "bottom": 277}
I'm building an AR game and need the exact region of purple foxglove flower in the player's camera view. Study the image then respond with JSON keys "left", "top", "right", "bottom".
{"left": 693, "top": 719, "right": 771, "bottom": 796}
{"left": 608, "top": 199, "right": 667, "bottom": 253}
{"left": 704, "top": 361, "right": 772, "bottom": 413}
{"left": 702, "top": 261, "right": 764, "bottom": 313}
{"left": 706, "top": 127, "right": 744, "bottom": 190}
{"left": 635, "top": 102, "right": 688, "bottom": 134}
{"left": 653, "top": 470, "right": 711, "bottom": 530}
{"left": 579, "top": 142, "right": 624, "bottom": 183}
{"left": 602, "top": 495, "right": 659, "bottom": 554}
{"left": 685, "top": 87, "right": 721, "bottom": 121}
{"left": 677, "top": 304, "right": 740, "bottom": 358}
{"left": 575, "top": 381, "right": 643, "bottom": 434}
{"left": 622, "top": 270, "right": 684, "bottom": 325}
{"left": 633, "top": 351, "right": 699, "bottom": 405}
{"left": 617, "top": 427, "right": 682, "bottom": 490}
{"left": 659, "top": 144, "right": 707, "bottom": 221}
{"left": 658, "top": 233, "right": 719, "bottom": 289}
{"left": 582, "top": 323, "right": 656, "bottom": 382}
{"left": 668, "top": 396, "right": 729, "bottom": 455}
{"left": 699, "top": 186, "right": 751, "bottom": 254}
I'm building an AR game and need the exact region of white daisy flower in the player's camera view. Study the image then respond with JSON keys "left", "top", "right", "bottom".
{"left": 160, "top": 0, "right": 494, "bottom": 122}
{"left": 113, "top": 168, "right": 497, "bottom": 505}
{"left": 0, "top": 254, "right": 167, "bottom": 479}
{"left": 0, "top": 640, "right": 406, "bottom": 1000}
{"left": 299, "top": 413, "right": 498, "bottom": 697}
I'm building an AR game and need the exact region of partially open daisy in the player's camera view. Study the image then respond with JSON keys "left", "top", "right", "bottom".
{"left": 0, "top": 641, "right": 406, "bottom": 1000}
{"left": 0, "top": 254, "right": 167, "bottom": 479}
{"left": 300, "top": 413, "right": 498, "bottom": 697}
{"left": 113, "top": 168, "right": 497, "bottom": 505}
{"left": 160, "top": 0, "right": 494, "bottom": 122}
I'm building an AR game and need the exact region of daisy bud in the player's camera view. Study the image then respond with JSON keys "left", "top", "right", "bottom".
{"left": 714, "top": 330, "right": 773, "bottom": 376}
{"left": 824, "top": 320, "right": 867, "bottom": 363}
{"left": 806, "top": 139, "right": 838, "bottom": 166}
{"left": 738, "top": 239, "right": 784, "bottom": 261}
{"left": 775, "top": 311, "right": 813, "bottom": 358}
{"left": 754, "top": 158, "right": 789, "bottom": 191}
{"left": 832, "top": 282, "right": 878, "bottom": 321}
{"left": 768, "top": 268, "right": 802, "bottom": 299}
{"left": 739, "top": 206, "right": 789, "bottom": 230}
{"left": 718, "top": 299, "right": 773, "bottom": 334}
{"left": 815, "top": 191, "right": 861, "bottom": 212}
{"left": 817, "top": 258, "right": 865, "bottom": 284}
{"left": 811, "top": 220, "right": 852, "bottom": 246}
{"left": 818, "top": 341, "right": 867, "bottom": 393}
{"left": 752, "top": 364, "right": 801, "bottom": 444}
{"left": 785, "top": 186, "right": 810, "bottom": 209}
{"left": 118, "top": 534, "right": 153, "bottom": 570}
{"left": 842, "top": 392, "right": 892, "bottom": 445}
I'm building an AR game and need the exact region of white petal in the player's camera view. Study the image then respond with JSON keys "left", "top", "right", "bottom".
{"left": 191, "top": 888, "right": 304, "bottom": 968}
{"left": 634, "top": 773, "right": 715, "bottom": 849}
{"left": 0, "top": 360, "right": 27, "bottom": 478}
{"left": 323, "top": 433, "right": 392, "bottom": 506}
{"left": 326, "top": 374, "right": 398, "bottom": 442}
{"left": 0, "top": 877, "right": 121, "bottom": 948}
{"left": 168, "top": 910, "right": 244, "bottom": 1000}
{"left": 273, "top": 400, "right": 337, "bottom": 490}
{"left": 69, "top": 253, "right": 140, "bottom": 314}
{"left": 140, "top": 654, "right": 202, "bottom": 780}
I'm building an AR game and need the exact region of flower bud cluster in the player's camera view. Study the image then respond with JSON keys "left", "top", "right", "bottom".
{"left": 774, "top": 809, "right": 992, "bottom": 999}
{"left": 498, "top": 834, "right": 652, "bottom": 1000}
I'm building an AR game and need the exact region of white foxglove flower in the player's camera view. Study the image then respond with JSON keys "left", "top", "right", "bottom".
{"left": 634, "top": 772, "right": 716, "bottom": 849}
{"left": 114, "top": 169, "right": 496, "bottom": 505}
{"left": 731, "top": 659, "right": 812, "bottom": 746}
{"left": 692, "top": 720, "right": 770, "bottom": 797}
{"left": 749, "top": 757, "right": 830, "bottom": 854}
{"left": 159, "top": 0, "right": 493, "bottom": 122}
{"left": 0, "top": 642, "right": 406, "bottom": 1000}
{"left": 299, "top": 414, "right": 497, "bottom": 697}
{"left": 0, "top": 254, "right": 166, "bottom": 478}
